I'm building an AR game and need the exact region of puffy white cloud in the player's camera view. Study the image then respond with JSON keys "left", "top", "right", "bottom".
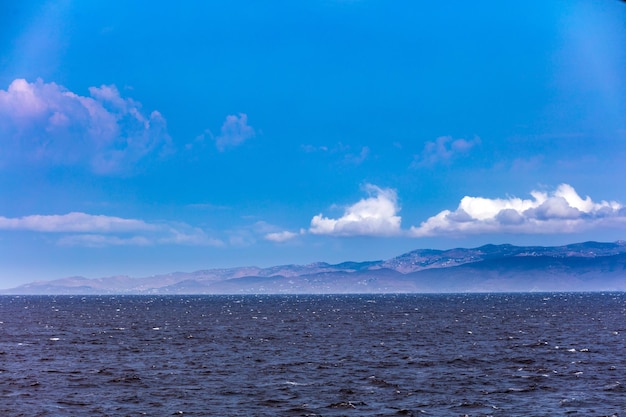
{"left": 409, "top": 184, "right": 625, "bottom": 237}
{"left": 215, "top": 113, "right": 255, "bottom": 151}
{"left": 412, "top": 135, "right": 481, "bottom": 167}
{"left": 309, "top": 185, "right": 402, "bottom": 237}
{"left": 292, "top": 183, "right": 626, "bottom": 239}
{"left": 0, "top": 212, "right": 221, "bottom": 247}
{"left": 0, "top": 78, "right": 171, "bottom": 173}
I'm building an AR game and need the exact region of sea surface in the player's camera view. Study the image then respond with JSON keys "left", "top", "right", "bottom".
{"left": 0, "top": 293, "right": 625, "bottom": 416}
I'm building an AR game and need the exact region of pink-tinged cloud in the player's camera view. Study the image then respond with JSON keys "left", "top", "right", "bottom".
{"left": 409, "top": 184, "right": 626, "bottom": 237}
{"left": 412, "top": 135, "right": 481, "bottom": 167}
{"left": 0, "top": 78, "right": 171, "bottom": 174}
{"left": 309, "top": 185, "right": 402, "bottom": 237}
{"left": 215, "top": 113, "right": 255, "bottom": 151}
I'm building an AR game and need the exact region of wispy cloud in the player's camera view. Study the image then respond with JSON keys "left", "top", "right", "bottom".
{"left": 57, "top": 234, "right": 153, "bottom": 247}
{"left": 510, "top": 155, "right": 544, "bottom": 172}
{"left": 0, "top": 78, "right": 171, "bottom": 174}
{"left": 189, "top": 113, "right": 256, "bottom": 152}
{"left": 0, "top": 212, "right": 154, "bottom": 233}
{"left": 0, "top": 212, "right": 222, "bottom": 247}
{"left": 301, "top": 143, "right": 370, "bottom": 165}
{"left": 344, "top": 146, "right": 370, "bottom": 165}
{"left": 309, "top": 184, "right": 402, "bottom": 237}
{"left": 215, "top": 113, "right": 256, "bottom": 151}
{"left": 264, "top": 230, "right": 300, "bottom": 242}
{"left": 409, "top": 184, "right": 626, "bottom": 237}
{"left": 301, "top": 144, "right": 329, "bottom": 153}
{"left": 186, "top": 203, "right": 230, "bottom": 210}
{"left": 412, "top": 135, "right": 481, "bottom": 167}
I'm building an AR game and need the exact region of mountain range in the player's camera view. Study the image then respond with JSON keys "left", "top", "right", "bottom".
{"left": 3, "top": 241, "right": 626, "bottom": 295}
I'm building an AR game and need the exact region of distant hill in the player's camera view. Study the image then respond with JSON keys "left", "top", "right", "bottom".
{"left": 3, "top": 241, "right": 626, "bottom": 295}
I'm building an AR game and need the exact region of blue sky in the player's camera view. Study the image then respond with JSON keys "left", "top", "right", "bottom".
{"left": 1, "top": 1, "right": 625, "bottom": 288}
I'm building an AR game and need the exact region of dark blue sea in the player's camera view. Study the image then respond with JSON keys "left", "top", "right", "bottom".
{"left": 1, "top": 293, "right": 625, "bottom": 416}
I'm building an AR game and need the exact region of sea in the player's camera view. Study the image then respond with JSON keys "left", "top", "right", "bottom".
{"left": 0, "top": 293, "right": 624, "bottom": 416}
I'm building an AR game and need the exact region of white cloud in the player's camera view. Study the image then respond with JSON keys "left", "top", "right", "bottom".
{"left": 0, "top": 212, "right": 222, "bottom": 247}
{"left": 265, "top": 230, "right": 299, "bottom": 242}
{"left": 158, "top": 223, "right": 223, "bottom": 246}
{"left": 0, "top": 78, "right": 171, "bottom": 173}
{"left": 0, "top": 212, "right": 154, "bottom": 232}
{"left": 412, "top": 135, "right": 481, "bottom": 167}
{"left": 263, "top": 229, "right": 306, "bottom": 243}
{"left": 309, "top": 185, "right": 402, "bottom": 237}
{"left": 409, "top": 184, "right": 625, "bottom": 237}
{"left": 215, "top": 113, "right": 255, "bottom": 151}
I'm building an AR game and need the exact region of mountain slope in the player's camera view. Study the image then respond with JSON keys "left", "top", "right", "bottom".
{"left": 3, "top": 241, "right": 626, "bottom": 294}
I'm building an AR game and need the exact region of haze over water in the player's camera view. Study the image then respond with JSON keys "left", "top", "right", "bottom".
{"left": 1, "top": 293, "right": 624, "bottom": 416}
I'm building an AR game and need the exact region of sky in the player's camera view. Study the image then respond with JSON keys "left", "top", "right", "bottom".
{"left": 1, "top": 1, "right": 625, "bottom": 289}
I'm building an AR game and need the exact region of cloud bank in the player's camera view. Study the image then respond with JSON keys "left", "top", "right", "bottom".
{"left": 410, "top": 184, "right": 626, "bottom": 236}
{"left": 0, "top": 212, "right": 221, "bottom": 247}
{"left": 309, "top": 185, "right": 402, "bottom": 237}
{"left": 295, "top": 183, "right": 626, "bottom": 240}
{"left": 0, "top": 78, "right": 171, "bottom": 173}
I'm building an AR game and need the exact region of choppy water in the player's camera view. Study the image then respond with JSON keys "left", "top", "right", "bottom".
{"left": 0, "top": 293, "right": 625, "bottom": 416}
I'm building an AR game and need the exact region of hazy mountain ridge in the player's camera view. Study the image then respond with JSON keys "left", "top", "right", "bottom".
{"left": 3, "top": 241, "right": 626, "bottom": 295}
